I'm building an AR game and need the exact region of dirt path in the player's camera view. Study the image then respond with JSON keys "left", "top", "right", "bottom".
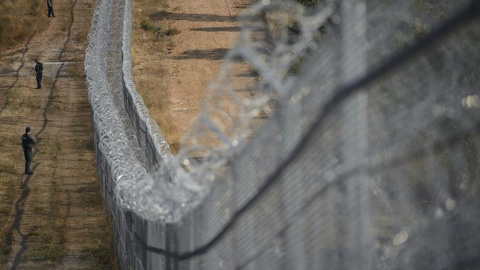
{"left": 161, "top": 0, "right": 250, "bottom": 126}
{"left": 132, "top": 0, "right": 251, "bottom": 151}
{"left": 0, "top": 0, "right": 116, "bottom": 268}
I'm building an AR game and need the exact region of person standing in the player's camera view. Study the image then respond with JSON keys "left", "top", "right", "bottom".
{"left": 34, "top": 59, "right": 43, "bottom": 89}
{"left": 47, "top": 0, "right": 55, "bottom": 17}
{"left": 22, "top": 127, "right": 36, "bottom": 175}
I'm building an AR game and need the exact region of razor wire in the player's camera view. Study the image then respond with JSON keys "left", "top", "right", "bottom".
{"left": 85, "top": 0, "right": 480, "bottom": 269}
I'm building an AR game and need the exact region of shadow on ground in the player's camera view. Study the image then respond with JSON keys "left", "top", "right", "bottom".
{"left": 191, "top": 26, "right": 241, "bottom": 32}
{"left": 173, "top": 48, "right": 229, "bottom": 60}
{"left": 150, "top": 11, "right": 234, "bottom": 22}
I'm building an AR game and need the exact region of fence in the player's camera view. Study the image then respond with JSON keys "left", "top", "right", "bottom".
{"left": 85, "top": 0, "right": 480, "bottom": 269}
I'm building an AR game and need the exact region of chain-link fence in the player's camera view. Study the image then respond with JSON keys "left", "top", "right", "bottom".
{"left": 85, "top": 0, "right": 480, "bottom": 269}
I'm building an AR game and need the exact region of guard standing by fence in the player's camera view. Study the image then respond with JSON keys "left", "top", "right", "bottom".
{"left": 34, "top": 59, "right": 43, "bottom": 89}
{"left": 47, "top": 0, "right": 55, "bottom": 17}
{"left": 22, "top": 127, "right": 36, "bottom": 175}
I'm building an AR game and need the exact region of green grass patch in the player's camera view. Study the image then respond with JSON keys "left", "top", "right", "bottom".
{"left": 140, "top": 19, "right": 158, "bottom": 31}
{"left": 140, "top": 18, "right": 180, "bottom": 39}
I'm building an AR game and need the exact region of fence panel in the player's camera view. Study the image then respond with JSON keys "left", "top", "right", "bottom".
{"left": 85, "top": 0, "right": 480, "bottom": 269}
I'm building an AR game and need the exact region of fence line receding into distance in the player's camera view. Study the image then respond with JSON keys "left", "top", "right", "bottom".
{"left": 85, "top": 0, "right": 480, "bottom": 269}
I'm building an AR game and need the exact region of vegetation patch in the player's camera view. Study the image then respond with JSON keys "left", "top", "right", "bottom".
{"left": 0, "top": 0, "right": 49, "bottom": 53}
{"left": 0, "top": 178, "right": 15, "bottom": 263}
{"left": 296, "top": 0, "right": 324, "bottom": 7}
{"left": 140, "top": 18, "right": 180, "bottom": 39}
{"left": 0, "top": 229, "right": 13, "bottom": 263}
{"left": 140, "top": 19, "right": 158, "bottom": 32}
{"left": 0, "top": 161, "right": 16, "bottom": 175}
{"left": 23, "top": 181, "right": 67, "bottom": 263}
{"left": 80, "top": 215, "right": 118, "bottom": 270}
{"left": 133, "top": 0, "right": 182, "bottom": 153}
{"left": 164, "top": 27, "right": 180, "bottom": 36}
{"left": 0, "top": 134, "right": 19, "bottom": 151}
{"left": 65, "top": 63, "right": 86, "bottom": 78}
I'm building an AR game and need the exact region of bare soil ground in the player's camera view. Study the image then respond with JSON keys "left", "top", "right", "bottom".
{"left": 131, "top": 0, "right": 251, "bottom": 152}
{"left": 0, "top": 0, "right": 117, "bottom": 268}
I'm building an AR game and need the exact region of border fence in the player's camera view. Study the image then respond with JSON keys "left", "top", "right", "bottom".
{"left": 85, "top": 0, "right": 480, "bottom": 269}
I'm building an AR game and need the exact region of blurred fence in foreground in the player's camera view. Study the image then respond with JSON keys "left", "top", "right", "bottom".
{"left": 85, "top": 0, "right": 480, "bottom": 268}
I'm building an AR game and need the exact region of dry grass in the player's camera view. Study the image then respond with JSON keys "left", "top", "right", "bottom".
{"left": 0, "top": 133, "right": 20, "bottom": 263}
{"left": 0, "top": 0, "right": 49, "bottom": 53}
{"left": 0, "top": 160, "right": 16, "bottom": 175}
{"left": 2, "top": 89, "right": 42, "bottom": 117}
{"left": 0, "top": 133, "right": 23, "bottom": 176}
{"left": 135, "top": 70, "right": 181, "bottom": 153}
{"left": 131, "top": 0, "right": 249, "bottom": 155}
{"left": 132, "top": 0, "right": 182, "bottom": 153}
{"left": 0, "top": 0, "right": 118, "bottom": 266}
{"left": 65, "top": 63, "right": 86, "bottom": 78}
{"left": 0, "top": 178, "right": 15, "bottom": 263}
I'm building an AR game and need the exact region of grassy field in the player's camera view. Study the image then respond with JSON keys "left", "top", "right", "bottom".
{"left": 0, "top": 0, "right": 49, "bottom": 53}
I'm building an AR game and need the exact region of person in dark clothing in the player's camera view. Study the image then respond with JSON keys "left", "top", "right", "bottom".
{"left": 34, "top": 59, "right": 43, "bottom": 89}
{"left": 47, "top": 0, "right": 55, "bottom": 17}
{"left": 21, "top": 127, "right": 36, "bottom": 175}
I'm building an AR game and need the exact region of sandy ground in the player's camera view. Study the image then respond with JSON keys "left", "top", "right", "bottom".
{"left": 132, "top": 0, "right": 251, "bottom": 152}
{"left": 0, "top": 0, "right": 116, "bottom": 268}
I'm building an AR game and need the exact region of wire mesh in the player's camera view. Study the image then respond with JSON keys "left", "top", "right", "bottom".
{"left": 85, "top": 0, "right": 480, "bottom": 268}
